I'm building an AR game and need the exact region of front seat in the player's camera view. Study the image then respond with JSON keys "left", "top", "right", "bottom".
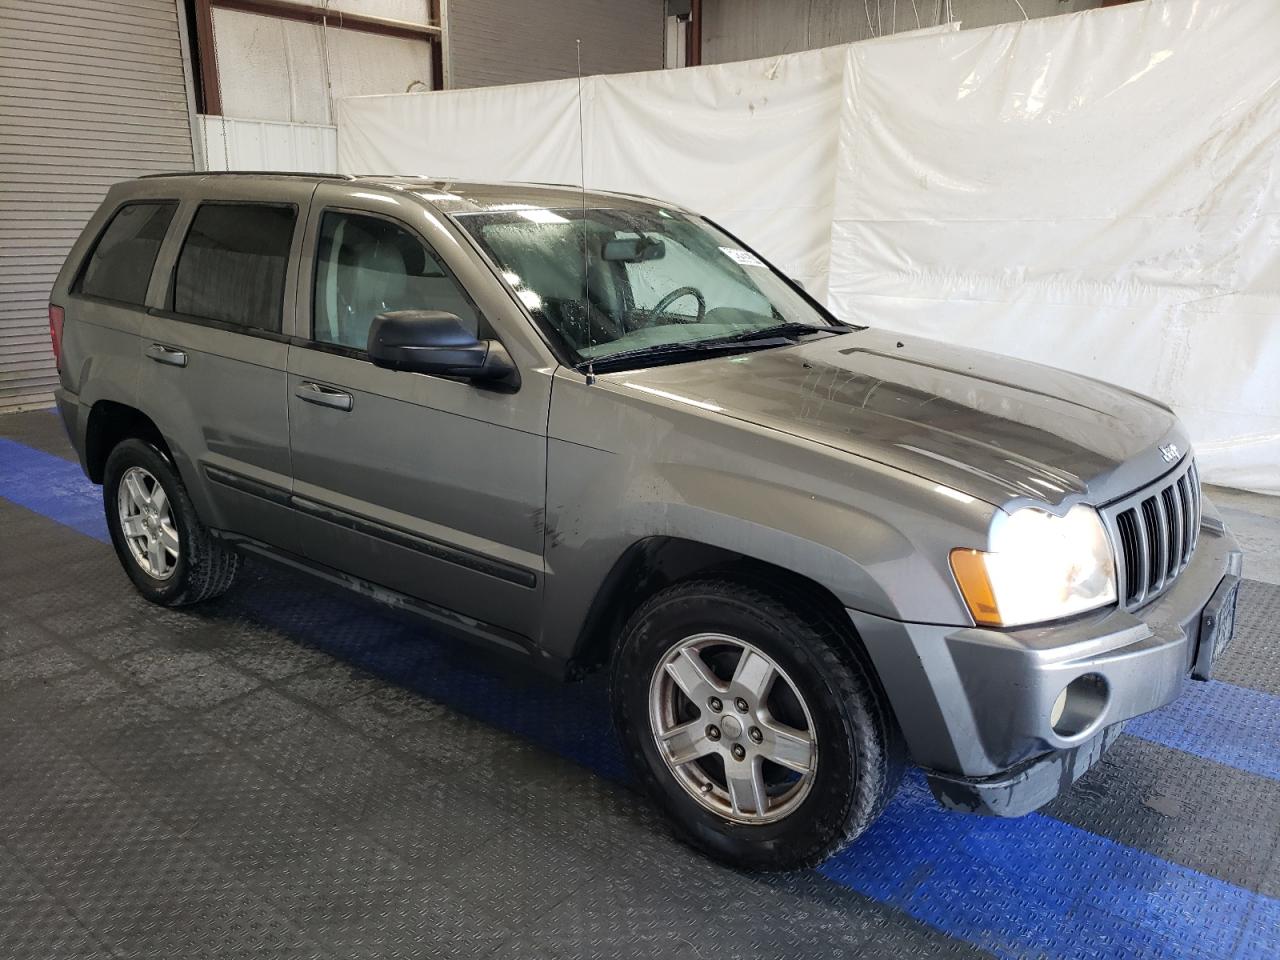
{"left": 335, "top": 227, "right": 410, "bottom": 350}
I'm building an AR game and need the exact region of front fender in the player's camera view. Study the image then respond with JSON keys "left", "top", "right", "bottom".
{"left": 541, "top": 370, "right": 995, "bottom": 660}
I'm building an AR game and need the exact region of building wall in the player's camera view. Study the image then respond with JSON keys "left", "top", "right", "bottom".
{"left": 205, "top": 0, "right": 663, "bottom": 123}
{"left": 199, "top": 116, "right": 338, "bottom": 172}
{"left": 209, "top": 5, "right": 434, "bottom": 125}
{"left": 446, "top": 0, "right": 664, "bottom": 89}
{"left": 700, "top": 0, "right": 1106, "bottom": 63}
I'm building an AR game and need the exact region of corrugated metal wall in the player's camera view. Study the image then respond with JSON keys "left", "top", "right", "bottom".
{"left": 0, "top": 0, "right": 196, "bottom": 413}
{"left": 446, "top": 0, "right": 663, "bottom": 89}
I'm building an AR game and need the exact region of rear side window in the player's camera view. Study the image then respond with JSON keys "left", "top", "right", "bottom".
{"left": 173, "top": 202, "right": 297, "bottom": 332}
{"left": 78, "top": 201, "right": 177, "bottom": 305}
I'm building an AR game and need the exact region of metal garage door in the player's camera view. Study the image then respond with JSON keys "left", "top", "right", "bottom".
{"left": 0, "top": 0, "right": 197, "bottom": 413}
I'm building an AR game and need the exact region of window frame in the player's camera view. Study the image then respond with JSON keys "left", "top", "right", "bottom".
{"left": 162, "top": 199, "right": 301, "bottom": 339}
{"left": 72, "top": 200, "right": 180, "bottom": 309}
{"left": 303, "top": 205, "right": 488, "bottom": 361}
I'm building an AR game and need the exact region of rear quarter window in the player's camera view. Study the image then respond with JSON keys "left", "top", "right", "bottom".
{"left": 173, "top": 202, "right": 297, "bottom": 333}
{"left": 77, "top": 201, "right": 178, "bottom": 305}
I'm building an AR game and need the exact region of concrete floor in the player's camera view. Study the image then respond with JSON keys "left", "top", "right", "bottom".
{"left": 1, "top": 408, "right": 1277, "bottom": 959}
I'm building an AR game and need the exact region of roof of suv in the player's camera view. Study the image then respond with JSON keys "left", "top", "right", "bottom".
{"left": 136, "top": 171, "right": 670, "bottom": 215}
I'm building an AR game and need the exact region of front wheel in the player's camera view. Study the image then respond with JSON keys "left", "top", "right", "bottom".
{"left": 612, "top": 579, "right": 905, "bottom": 871}
{"left": 103, "top": 438, "right": 241, "bottom": 606}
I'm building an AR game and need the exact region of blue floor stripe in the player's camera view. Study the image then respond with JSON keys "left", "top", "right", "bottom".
{"left": 821, "top": 777, "right": 1279, "bottom": 960}
{"left": 1, "top": 435, "right": 1278, "bottom": 959}
{"left": 0, "top": 438, "right": 109, "bottom": 542}
{"left": 1129, "top": 679, "right": 1280, "bottom": 782}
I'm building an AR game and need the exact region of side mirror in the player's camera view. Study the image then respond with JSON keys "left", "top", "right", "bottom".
{"left": 367, "top": 310, "right": 517, "bottom": 384}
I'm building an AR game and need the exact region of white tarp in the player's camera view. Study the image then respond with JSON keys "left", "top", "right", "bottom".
{"left": 335, "top": 76, "right": 583, "bottom": 186}
{"left": 586, "top": 47, "right": 850, "bottom": 298}
{"left": 337, "top": 31, "right": 950, "bottom": 300}
{"left": 827, "top": 0, "right": 1280, "bottom": 494}
{"left": 336, "top": 47, "right": 846, "bottom": 294}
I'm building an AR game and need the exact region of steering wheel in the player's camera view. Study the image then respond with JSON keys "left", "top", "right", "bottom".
{"left": 638, "top": 286, "right": 706, "bottom": 328}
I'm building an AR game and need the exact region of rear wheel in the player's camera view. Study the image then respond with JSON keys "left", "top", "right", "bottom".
{"left": 612, "top": 579, "right": 904, "bottom": 871}
{"left": 103, "top": 438, "right": 241, "bottom": 606}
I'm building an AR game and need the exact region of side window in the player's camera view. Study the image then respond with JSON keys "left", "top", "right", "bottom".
{"left": 312, "top": 211, "right": 482, "bottom": 351}
{"left": 78, "top": 201, "right": 177, "bottom": 305}
{"left": 173, "top": 203, "right": 297, "bottom": 332}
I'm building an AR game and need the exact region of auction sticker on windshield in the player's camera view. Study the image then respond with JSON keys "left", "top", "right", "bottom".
{"left": 719, "top": 246, "right": 764, "bottom": 267}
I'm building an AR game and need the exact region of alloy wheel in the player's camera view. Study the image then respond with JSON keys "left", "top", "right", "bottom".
{"left": 648, "top": 633, "right": 818, "bottom": 824}
{"left": 117, "top": 466, "right": 179, "bottom": 580}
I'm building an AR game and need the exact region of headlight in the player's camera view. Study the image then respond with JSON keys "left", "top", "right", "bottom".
{"left": 949, "top": 504, "right": 1117, "bottom": 627}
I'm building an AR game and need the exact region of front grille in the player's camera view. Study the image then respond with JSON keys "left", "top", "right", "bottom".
{"left": 1103, "top": 458, "right": 1200, "bottom": 608}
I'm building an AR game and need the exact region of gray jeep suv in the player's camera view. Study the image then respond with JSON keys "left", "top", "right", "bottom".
{"left": 50, "top": 172, "right": 1243, "bottom": 871}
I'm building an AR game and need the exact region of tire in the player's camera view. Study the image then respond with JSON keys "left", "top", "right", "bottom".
{"left": 612, "top": 578, "right": 905, "bottom": 871}
{"left": 103, "top": 437, "right": 241, "bottom": 606}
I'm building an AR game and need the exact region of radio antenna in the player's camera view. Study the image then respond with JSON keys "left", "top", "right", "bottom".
{"left": 576, "top": 38, "right": 595, "bottom": 385}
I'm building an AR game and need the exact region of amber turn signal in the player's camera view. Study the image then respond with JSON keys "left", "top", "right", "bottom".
{"left": 949, "top": 548, "right": 1004, "bottom": 626}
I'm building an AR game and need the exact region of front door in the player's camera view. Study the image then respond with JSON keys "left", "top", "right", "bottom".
{"left": 286, "top": 188, "right": 547, "bottom": 649}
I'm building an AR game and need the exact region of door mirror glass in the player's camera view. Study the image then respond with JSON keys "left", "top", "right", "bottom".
{"left": 367, "top": 310, "right": 516, "bottom": 383}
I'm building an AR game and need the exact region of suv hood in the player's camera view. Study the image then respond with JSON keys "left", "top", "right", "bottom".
{"left": 612, "top": 329, "right": 1182, "bottom": 509}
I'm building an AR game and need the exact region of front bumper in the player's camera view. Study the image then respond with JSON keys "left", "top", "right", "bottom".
{"left": 849, "top": 500, "right": 1243, "bottom": 817}
{"left": 927, "top": 721, "right": 1127, "bottom": 817}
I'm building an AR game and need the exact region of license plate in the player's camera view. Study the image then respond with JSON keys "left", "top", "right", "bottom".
{"left": 1192, "top": 575, "right": 1240, "bottom": 681}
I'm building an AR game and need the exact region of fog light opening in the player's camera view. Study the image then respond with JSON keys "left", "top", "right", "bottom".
{"left": 1050, "top": 673, "right": 1108, "bottom": 738}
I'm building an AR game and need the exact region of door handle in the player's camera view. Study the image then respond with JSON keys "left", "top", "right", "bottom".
{"left": 295, "top": 381, "right": 354, "bottom": 412}
{"left": 145, "top": 343, "right": 187, "bottom": 367}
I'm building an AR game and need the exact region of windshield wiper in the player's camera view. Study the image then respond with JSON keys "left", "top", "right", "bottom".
{"left": 713, "top": 321, "right": 846, "bottom": 344}
{"left": 577, "top": 323, "right": 851, "bottom": 374}
{"left": 577, "top": 338, "right": 780, "bottom": 373}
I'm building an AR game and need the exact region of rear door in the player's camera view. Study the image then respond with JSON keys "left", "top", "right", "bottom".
{"left": 141, "top": 178, "right": 312, "bottom": 550}
{"left": 58, "top": 191, "right": 180, "bottom": 427}
{"left": 286, "top": 185, "right": 549, "bottom": 648}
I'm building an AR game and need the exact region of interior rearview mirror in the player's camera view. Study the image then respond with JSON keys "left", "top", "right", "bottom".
{"left": 601, "top": 235, "right": 665, "bottom": 262}
{"left": 367, "top": 310, "right": 517, "bottom": 385}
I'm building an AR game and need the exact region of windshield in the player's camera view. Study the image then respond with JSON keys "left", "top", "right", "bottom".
{"left": 453, "top": 205, "right": 838, "bottom": 366}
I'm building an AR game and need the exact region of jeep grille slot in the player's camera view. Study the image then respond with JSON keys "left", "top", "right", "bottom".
{"left": 1105, "top": 457, "right": 1200, "bottom": 609}
{"left": 1115, "top": 510, "right": 1142, "bottom": 601}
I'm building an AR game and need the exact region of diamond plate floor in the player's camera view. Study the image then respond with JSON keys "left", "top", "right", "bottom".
{"left": 1, "top": 408, "right": 1278, "bottom": 959}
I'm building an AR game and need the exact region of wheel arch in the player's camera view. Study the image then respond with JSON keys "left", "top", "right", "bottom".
{"left": 568, "top": 536, "right": 879, "bottom": 685}
{"left": 84, "top": 400, "right": 174, "bottom": 483}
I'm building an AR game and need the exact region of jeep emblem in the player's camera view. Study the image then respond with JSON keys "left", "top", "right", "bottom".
{"left": 1159, "top": 443, "right": 1180, "bottom": 463}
